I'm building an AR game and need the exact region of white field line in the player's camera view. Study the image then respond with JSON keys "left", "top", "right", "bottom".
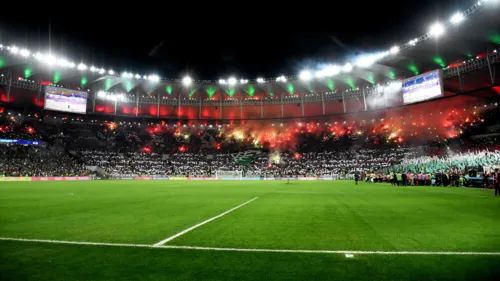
{"left": 1, "top": 237, "right": 500, "bottom": 256}
{"left": 153, "top": 197, "right": 259, "bottom": 246}
{"left": 0, "top": 237, "right": 152, "bottom": 248}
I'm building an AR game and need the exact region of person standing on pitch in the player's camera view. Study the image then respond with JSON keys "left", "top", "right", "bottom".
{"left": 494, "top": 168, "right": 499, "bottom": 196}
{"left": 396, "top": 171, "right": 403, "bottom": 186}
{"left": 354, "top": 173, "right": 360, "bottom": 185}
{"left": 482, "top": 171, "right": 489, "bottom": 191}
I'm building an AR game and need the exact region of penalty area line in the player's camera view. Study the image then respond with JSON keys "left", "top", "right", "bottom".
{"left": 153, "top": 196, "right": 259, "bottom": 246}
{"left": 1, "top": 237, "right": 500, "bottom": 256}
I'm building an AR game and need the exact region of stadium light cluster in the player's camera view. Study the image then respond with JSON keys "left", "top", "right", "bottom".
{"left": 181, "top": 76, "right": 192, "bottom": 86}
{"left": 0, "top": 0, "right": 496, "bottom": 86}
{"left": 97, "top": 91, "right": 127, "bottom": 102}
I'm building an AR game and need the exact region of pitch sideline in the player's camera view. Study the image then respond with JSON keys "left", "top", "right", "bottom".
{"left": 1, "top": 237, "right": 500, "bottom": 256}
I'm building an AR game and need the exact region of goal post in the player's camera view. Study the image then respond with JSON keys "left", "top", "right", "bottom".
{"left": 215, "top": 170, "right": 243, "bottom": 180}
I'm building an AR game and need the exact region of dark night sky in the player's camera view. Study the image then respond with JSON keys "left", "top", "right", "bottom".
{"left": 0, "top": 0, "right": 471, "bottom": 79}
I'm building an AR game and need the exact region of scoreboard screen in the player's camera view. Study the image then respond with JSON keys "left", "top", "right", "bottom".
{"left": 44, "top": 86, "right": 87, "bottom": 114}
{"left": 402, "top": 70, "right": 444, "bottom": 104}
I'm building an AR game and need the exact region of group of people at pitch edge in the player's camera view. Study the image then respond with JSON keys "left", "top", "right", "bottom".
{"left": 483, "top": 168, "right": 500, "bottom": 196}
{"left": 354, "top": 169, "right": 500, "bottom": 196}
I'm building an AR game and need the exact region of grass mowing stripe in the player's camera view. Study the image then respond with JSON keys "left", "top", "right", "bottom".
{"left": 2, "top": 237, "right": 500, "bottom": 256}
{"left": 153, "top": 197, "right": 259, "bottom": 246}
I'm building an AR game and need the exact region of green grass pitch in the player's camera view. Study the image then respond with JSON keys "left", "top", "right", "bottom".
{"left": 1, "top": 180, "right": 499, "bottom": 280}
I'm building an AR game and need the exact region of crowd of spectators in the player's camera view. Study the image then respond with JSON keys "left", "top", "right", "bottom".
{"left": 4, "top": 136, "right": 498, "bottom": 179}
{"left": 0, "top": 145, "right": 86, "bottom": 177}
{"left": 78, "top": 147, "right": 413, "bottom": 177}
{"left": 1, "top": 109, "right": 499, "bottom": 179}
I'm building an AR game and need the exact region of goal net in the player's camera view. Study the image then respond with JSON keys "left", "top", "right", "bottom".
{"left": 215, "top": 170, "right": 243, "bottom": 179}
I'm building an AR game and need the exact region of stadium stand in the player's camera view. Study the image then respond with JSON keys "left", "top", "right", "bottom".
{"left": 1, "top": 103, "right": 499, "bottom": 183}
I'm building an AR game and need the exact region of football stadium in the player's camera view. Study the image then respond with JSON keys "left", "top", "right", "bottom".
{"left": 1, "top": 1, "right": 500, "bottom": 280}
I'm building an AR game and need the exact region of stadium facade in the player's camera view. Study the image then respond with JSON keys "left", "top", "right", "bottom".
{"left": 0, "top": 51, "right": 498, "bottom": 121}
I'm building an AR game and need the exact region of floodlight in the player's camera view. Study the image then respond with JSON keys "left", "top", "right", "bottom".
{"left": 299, "top": 71, "right": 312, "bottom": 81}
{"left": 429, "top": 22, "right": 445, "bottom": 37}
{"left": 182, "top": 76, "right": 192, "bottom": 86}
{"left": 227, "top": 77, "right": 237, "bottom": 85}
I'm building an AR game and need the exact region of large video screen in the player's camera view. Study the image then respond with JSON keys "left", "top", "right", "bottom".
{"left": 402, "top": 70, "right": 444, "bottom": 105}
{"left": 44, "top": 86, "right": 88, "bottom": 114}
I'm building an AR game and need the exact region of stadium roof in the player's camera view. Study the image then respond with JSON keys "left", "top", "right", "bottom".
{"left": 0, "top": 0, "right": 499, "bottom": 96}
